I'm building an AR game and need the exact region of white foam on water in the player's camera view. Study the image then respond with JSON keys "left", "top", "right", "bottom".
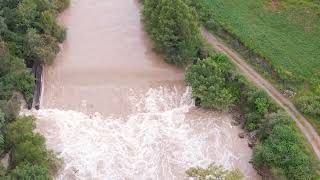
{"left": 23, "top": 87, "right": 257, "bottom": 179}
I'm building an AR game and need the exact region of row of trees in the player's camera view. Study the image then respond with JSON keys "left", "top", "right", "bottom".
{"left": 0, "top": 0, "right": 69, "bottom": 178}
{"left": 185, "top": 55, "right": 316, "bottom": 179}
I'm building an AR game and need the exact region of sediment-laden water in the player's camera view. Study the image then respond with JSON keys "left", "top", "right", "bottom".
{"left": 28, "top": 0, "right": 260, "bottom": 179}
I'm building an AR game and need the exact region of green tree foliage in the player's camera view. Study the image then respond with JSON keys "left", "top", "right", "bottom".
{"left": 186, "top": 163, "right": 243, "bottom": 180}
{"left": 0, "top": 0, "right": 67, "bottom": 104}
{"left": 25, "top": 28, "right": 59, "bottom": 64}
{"left": 0, "top": 95, "right": 21, "bottom": 122}
{"left": 253, "top": 123, "right": 314, "bottom": 180}
{"left": 9, "top": 163, "right": 50, "bottom": 180}
{"left": 5, "top": 116, "right": 60, "bottom": 178}
{"left": 53, "top": 0, "right": 70, "bottom": 13}
{"left": 186, "top": 54, "right": 236, "bottom": 111}
{"left": 143, "top": 0, "right": 203, "bottom": 65}
{"left": 0, "top": 1, "right": 67, "bottom": 178}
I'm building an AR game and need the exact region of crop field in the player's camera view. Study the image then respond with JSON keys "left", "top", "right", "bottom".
{"left": 193, "top": 0, "right": 320, "bottom": 88}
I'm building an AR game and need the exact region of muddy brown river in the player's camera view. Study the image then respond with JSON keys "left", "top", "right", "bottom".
{"left": 28, "top": 0, "right": 260, "bottom": 179}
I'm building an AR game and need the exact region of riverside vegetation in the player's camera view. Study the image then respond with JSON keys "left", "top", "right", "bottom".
{"left": 0, "top": 0, "right": 69, "bottom": 178}
{"left": 188, "top": 0, "right": 320, "bottom": 134}
{"left": 142, "top": 0, "right": 319, "bottom": 179}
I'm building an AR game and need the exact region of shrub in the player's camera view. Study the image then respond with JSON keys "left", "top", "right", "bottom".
{"left": 244, "top": 112, "right": 263, "bottom": 131}
{"left": 186, "top": 163, "right": 243, "bottom": 180}
{"left": 53, "top": 0, "right": 70, "bottom": 12}
{"left": 297, "top": 96, "right": 320, "bottom": 116}
{"left": 15, "top": 72, "right": 35, "bottom": 103}
{"left": 8, "top": 163, "right": 50, "bottom": 180}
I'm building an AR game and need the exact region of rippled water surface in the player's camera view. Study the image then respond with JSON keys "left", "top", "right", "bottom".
{"left": 31, "top": 0, "right": 260, "bottom": 179}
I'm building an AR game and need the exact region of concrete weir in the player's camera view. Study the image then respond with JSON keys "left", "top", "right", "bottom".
{"left": 28, "top": 62, "right": 43, "bottom": 110}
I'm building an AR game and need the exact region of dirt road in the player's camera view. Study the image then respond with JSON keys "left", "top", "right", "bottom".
{"left": 203, "top": 30, "right": 320, "bottom": 160}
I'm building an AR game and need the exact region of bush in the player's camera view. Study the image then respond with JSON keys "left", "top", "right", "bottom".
{"left": 186, "top": 163, "right": 243, "bottom": 180}
{"left": 244, "top": 112, "right": 263, "bottom": 131}
{"left": 186, "top": 54, "right": 236, "bottom": 111}
{"left": 259, "top": 111, "right": 291, "bottom": 140}
{"left": 297, "top": 96, "right": 320, "bottom": 116}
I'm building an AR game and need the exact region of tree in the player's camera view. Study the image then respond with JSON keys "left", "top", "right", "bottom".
{"left": 259, "top": 111, "right": 291, "bottom": 139}
{"left": 24, "top": 28, "right": 59, "bottom": 64}
{"left": 143, "top": 0, "right": 203, "bottom": 65}
{"left": 6, "top": 116, "right": 60, "bottom": 175}
{"left": 0, "top": 94, "right": 21, "bottom": 121}
{"left": 9, "top": 163, "right": 50, "bottom": 180}
{"left": 16, "top": 0, "right": 39, "bottom": 32}
{"left": 186, "top": 54, "right": 236, "bottom": 111}
{"left": 186, "top": 163, "right": 243, "bottom": 180}
{"left": 52, "top": 0, "right": 70, "bottom": 12}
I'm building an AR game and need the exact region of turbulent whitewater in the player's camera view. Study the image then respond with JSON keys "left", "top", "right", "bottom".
{"left": 26, "top": 0, "right": 260, "bottom": 179}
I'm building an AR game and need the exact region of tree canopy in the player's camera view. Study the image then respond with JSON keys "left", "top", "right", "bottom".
{"left": 143, "top": 0, "right": 203, "bottom": 65}
{"left": 0, "top": 0, "right": 68, "bottom": 178}
{"left": 186, "top": 163, "right": 243, "bottom": 180}
{"left": 186, "top": 54, "right": 236, "bottom": 111}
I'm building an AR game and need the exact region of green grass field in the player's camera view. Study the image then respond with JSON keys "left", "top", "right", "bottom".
{"left": 194, "top": 0, "right": 320, "bottom": 87}
{"left": 192, "top": 0, "right": 320, "bottom": 132}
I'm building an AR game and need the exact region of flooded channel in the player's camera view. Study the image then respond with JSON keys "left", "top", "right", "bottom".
{"left": 31, "top": 0, "right": 260, "bottom": 179}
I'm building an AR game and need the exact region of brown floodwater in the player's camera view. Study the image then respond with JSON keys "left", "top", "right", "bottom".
{"left": 31, "top": 0, "right": 260, "bottom": 179}
{"left": 42, "top": 0, "right": 184, "bottom": 116}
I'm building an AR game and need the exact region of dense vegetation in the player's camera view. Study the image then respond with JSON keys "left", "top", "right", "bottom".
{"left": 186, "top": 55, "right": 317, "bottom": 179}
{"left": 142, "top": 0, "right": 319, "bottom": 179}
{"left": 189, "top": 0, "right": 320, "bottom": 133}
{"left": 1, "top": 117, "right": 61, "bottom": 179}
{"left": 143, "top": 0, "right": 204, "bottom": 65}
{"left": 186, "top": 163, "right": 243, "bottom": 180}
{"left": 0, "top": 0, "right": 69, "bottom": 178}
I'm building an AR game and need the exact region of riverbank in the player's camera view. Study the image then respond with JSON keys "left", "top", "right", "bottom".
{"left": 0, "top": 0, "right": 69, "bottom": 178}
{"left": 142, "top": 0, "right": 320, "bottom": 179}
{"left": 33, "top": 0, "right": 260, "bottom": 179}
